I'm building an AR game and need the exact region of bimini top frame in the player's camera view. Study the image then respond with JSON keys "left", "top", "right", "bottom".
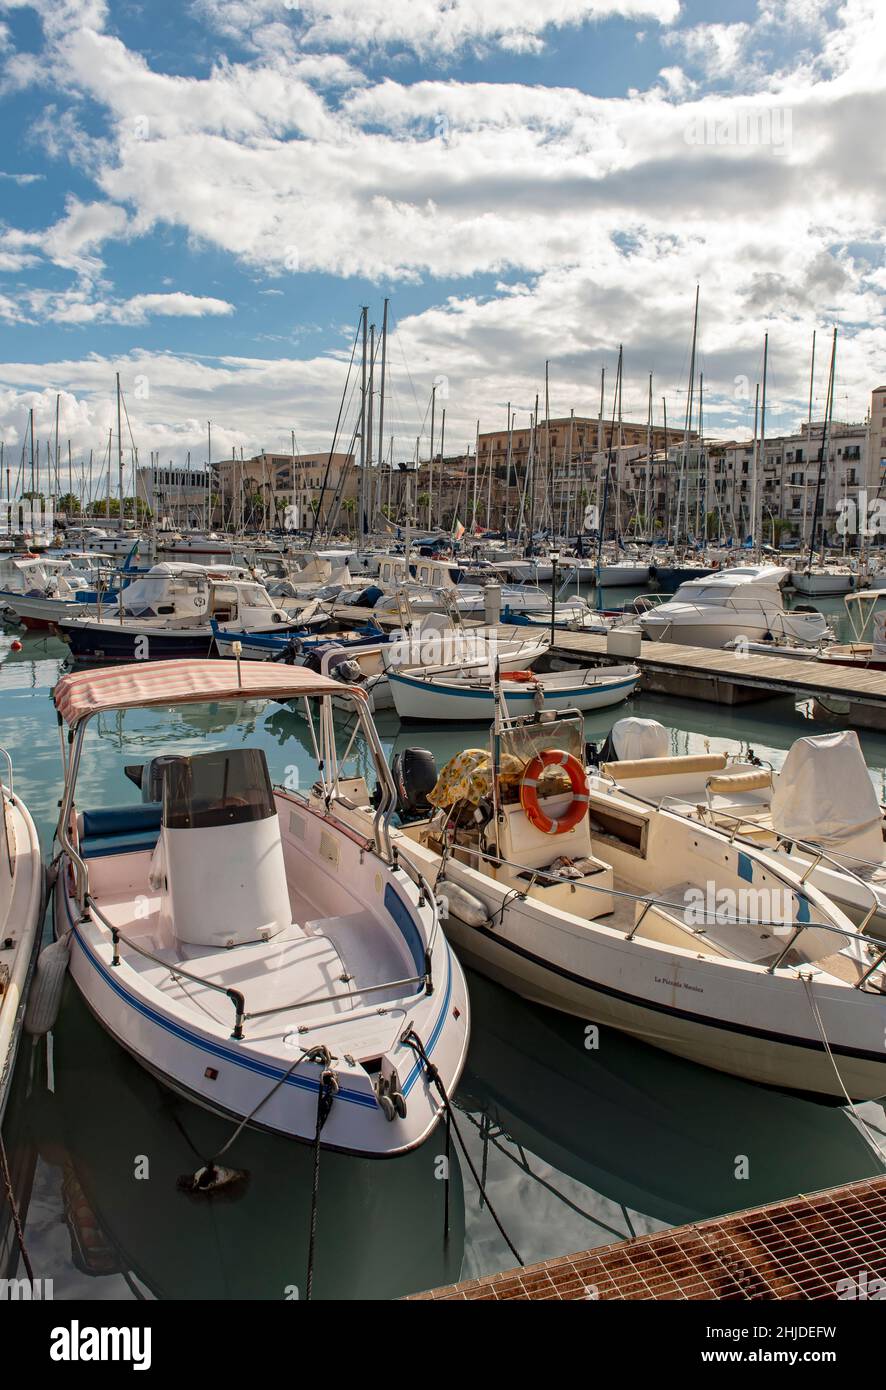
{"left": 53, "top": 658, "right": 400, "bottom": 907}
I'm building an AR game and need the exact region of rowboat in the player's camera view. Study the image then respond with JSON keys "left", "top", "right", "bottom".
{"left": 387, "top": 663, "right": 640, "bottom": 722}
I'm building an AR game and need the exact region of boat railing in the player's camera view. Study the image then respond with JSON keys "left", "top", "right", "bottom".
{"left": 689, "top": 796, "right": 883, "bottom": 938}
{"left": 84, "top": 892, "right": 433, "bottom": 1041}
{"left": 431, "top": 838, "right": 886, "bottom": 991}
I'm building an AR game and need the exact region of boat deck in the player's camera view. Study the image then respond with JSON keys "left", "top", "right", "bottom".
{"left": 407, "top": 1174, "right": 886, "bottom": 1300}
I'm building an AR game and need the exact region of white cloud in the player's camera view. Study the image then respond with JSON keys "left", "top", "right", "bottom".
{"left": 0, "top": 0, "right": 883, "bottom": 460}
{"left": 195, "top": 0, "right": 680, "bottom": 58}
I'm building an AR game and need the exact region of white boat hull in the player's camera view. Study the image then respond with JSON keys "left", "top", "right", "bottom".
{"left": 388, "top": 666, "right": 639, "bottom": 722}
{"left": 55, "top": 796, "right": 469, "bottom": 1155}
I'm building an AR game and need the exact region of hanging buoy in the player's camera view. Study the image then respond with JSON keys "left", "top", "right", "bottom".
{"left": 24, "top": 934, "right": 71, "bottom": 1037}
{"left": 10, "top": 640, "right": 22, "bottom": 652}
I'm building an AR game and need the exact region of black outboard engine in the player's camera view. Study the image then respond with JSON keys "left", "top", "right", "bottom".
{"left": 124, "top": 754, "right": 188, "bottom": 803}
{"left": 390, "top": 748, "right": 438, "bottom": 823}
{"left": 593, "top": 730, "right": 620, "bottom": 767}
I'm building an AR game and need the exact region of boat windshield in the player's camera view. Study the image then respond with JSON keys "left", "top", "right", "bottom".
{"left": 494, "top": 711, "right": 584, "bottom": 796}
{"left": 162, "top": 748, "right": 276, "bottom": 829}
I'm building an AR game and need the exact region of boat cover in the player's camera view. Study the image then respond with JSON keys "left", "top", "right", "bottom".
{"left": 610, "top": 717, "right": 670, "bottom": 761}
{"left": 770, "top": 731, "right": 885, "bottom": 868}
{"left": 54, "top": 658, "right": 347, "bottom": 726}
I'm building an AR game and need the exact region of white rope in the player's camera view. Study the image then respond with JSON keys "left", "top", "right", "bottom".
{"left": 801, "top": 975, "right": 886, "bottom": 1165}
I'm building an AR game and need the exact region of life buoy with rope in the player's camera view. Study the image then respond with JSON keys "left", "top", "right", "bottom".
{"left": 520, "top": 749, "right": 588, "bottom": 835}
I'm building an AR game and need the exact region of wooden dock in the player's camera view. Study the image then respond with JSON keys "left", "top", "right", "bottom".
{"left": 547, "top": 631, "right": 886, "bottom": 731}
{"left": 407, "top": 1174, "right": 886, "bottom": 1300}
{"left": 328, "top": 603, "right": 886, "bottom": 731}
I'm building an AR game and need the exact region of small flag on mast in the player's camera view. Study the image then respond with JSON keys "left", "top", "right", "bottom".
{"left": 452, "top": 518, "right": 465, "bottom": 540}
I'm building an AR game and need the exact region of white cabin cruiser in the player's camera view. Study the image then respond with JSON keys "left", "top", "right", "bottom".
{"left": 51, "top": 660, "right": 469, "bottom": 1155}
{"left": 335, "top": 708, "right": 886, "bottom": 1101}
{"left": 634, "top": 565, "right": 830, "bottom": 648}
{"left": 57, "top": 572, "right": 302, "bottom": 662}
{"left": 0, "top": 750, "right": 44, "bottom": 1123}
{"left": 593, "top": 719, "right": 886, "bottom": 942}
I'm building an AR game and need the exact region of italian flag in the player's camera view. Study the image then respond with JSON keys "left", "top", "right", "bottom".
{"left": 452, "top": 518, "right": 465, "bottom": 540}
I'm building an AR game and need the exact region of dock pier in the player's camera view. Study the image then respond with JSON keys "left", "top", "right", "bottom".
{"left": 407, "top": 1175, "right": 886, "bottom": 1300}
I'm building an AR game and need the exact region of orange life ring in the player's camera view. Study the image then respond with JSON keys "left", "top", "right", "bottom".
{"left": 501, "top": 670, "right": 536, "bottom": 683}
{"left": 520, "top": 749, "right": 588, "bottom": 835}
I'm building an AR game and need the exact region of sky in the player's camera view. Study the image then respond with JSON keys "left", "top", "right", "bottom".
{"left": 0, "top": 0, "right": 884, "bottom": 486}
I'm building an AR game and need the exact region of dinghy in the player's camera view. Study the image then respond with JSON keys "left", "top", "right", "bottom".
{"left": 387, "top": 662, "right": 640, "bottom": 722}
{"left": 0, "top": 750, "right": 44, "bottom": 1123}
{"left": 51, "top": 660, "right": 469, "bottom": 1155}
{"left": 331, "top": 704, "right": 886, "bottom": 1102}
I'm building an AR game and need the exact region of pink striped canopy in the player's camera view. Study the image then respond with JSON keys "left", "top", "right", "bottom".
{"left": 53, "top": 658, "right": 350, "bottom": 727}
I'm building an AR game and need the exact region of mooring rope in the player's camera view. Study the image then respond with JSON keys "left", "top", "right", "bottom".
{"left": 306, "top": 1055, "right": 339, "bottom": 1302}
{"left": 802, "top": 976, "right": 886, "bottom": 1165}
{"left": 400, "top": 1026, "right": 523, "bottom": 1267}
{"left": 0, "top": 1130, "right": 34, "bottom": 1284}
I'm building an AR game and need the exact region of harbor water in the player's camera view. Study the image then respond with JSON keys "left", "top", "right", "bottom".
{"left": 3, "top": 588, "right": 886, "bottom": 1300}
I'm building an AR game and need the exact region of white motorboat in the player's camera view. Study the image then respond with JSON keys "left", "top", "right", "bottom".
{"left": 790, "top": 564, "right": 862, "bottom": 596}
{"left": 51, "top": 659, "right": 469, "bottom": 1155}
{"left": 0, "top": 750, "right": 44, "bottom": 1123}
{"left": 334, "top": 709, "right": 886, "bottom": 1102}
{"left": 592, "top": 717, "right": 886, "bottom": 942}
{"left": 388, "top": 662, "right": 640, "bottom": 722}
{"left": 634, "top": 565, "right": 830, "bottom": 648}
{"left": 57, "top": 574, "right": 302, "bottom": 662}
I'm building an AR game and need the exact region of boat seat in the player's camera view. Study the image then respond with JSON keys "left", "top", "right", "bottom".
{"left": 79, "top": 802, "right": 162, "bottom": 859}
{"left": 601, "top": 753, "right": 728, "bottom": 780}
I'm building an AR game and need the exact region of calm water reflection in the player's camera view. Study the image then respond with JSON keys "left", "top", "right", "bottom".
{"left": 2, "top": 615, "right": 885, "bottom": 1299}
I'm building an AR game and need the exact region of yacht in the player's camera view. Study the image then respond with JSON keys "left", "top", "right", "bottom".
{"left": 634, "top": 565, "right": 830, "bottom": 648}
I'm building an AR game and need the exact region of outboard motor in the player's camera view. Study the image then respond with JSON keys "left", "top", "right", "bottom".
{"left": 389, "top": 748, "right": 438, "bottom": 823}
{"left": 334, "top": 658, "right": 365, "bottom": 684}
{"left": 125, "top": 754, "right": 188, "bottom": 803}
{"left": 595, "top": 717, "right": 670, "bottom": 767}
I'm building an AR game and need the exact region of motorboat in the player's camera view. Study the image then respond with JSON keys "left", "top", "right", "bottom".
{"left": 815, "top": 591, "right": 886, "bottom": 672}
{"left": 56, "top": 573, "right": 303, "bottom": 663}
{"left": 387, "top": 660, "right": 640, "bottom": 722}
{"left": 633, "top": 565, "right": 831, "bottom": 648}
{"left": 790, "top": 563, "right": 863, "bottom": 596}
{"left": 332, "top": 707, "right": 886, "bottom": 1101}
{"left": 51, "top": 659, "right": 469, "bottom": 1154}
{"left": 0, "top": 750, "right": 44, "bottom": 1123}
{"left": 592, "top": 717, "right": 886, "bottom": 942}
{"left": 371, "top": 554, "right": 591, "bottom": 622}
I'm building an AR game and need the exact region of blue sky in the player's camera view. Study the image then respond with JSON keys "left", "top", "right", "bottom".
{"left": 0, "top": 0, "right": 882, "bottom": 471}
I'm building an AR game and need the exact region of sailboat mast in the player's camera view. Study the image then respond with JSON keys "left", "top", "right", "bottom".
{"left": 679, "top": 285, "right": 699, "bottom": 543}
{"left": 803, "top": 330, "right": 816, "bottom": 544}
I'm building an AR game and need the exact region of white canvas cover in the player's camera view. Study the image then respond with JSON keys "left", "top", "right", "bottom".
{"left": 610, "top": 717, "right": 670, "bottom": 761}
{"left": 770, "top": 731, "right": 885, "bottom": 869}
{"left": 873, "top": 611, "right": 886, "bottom": 659}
